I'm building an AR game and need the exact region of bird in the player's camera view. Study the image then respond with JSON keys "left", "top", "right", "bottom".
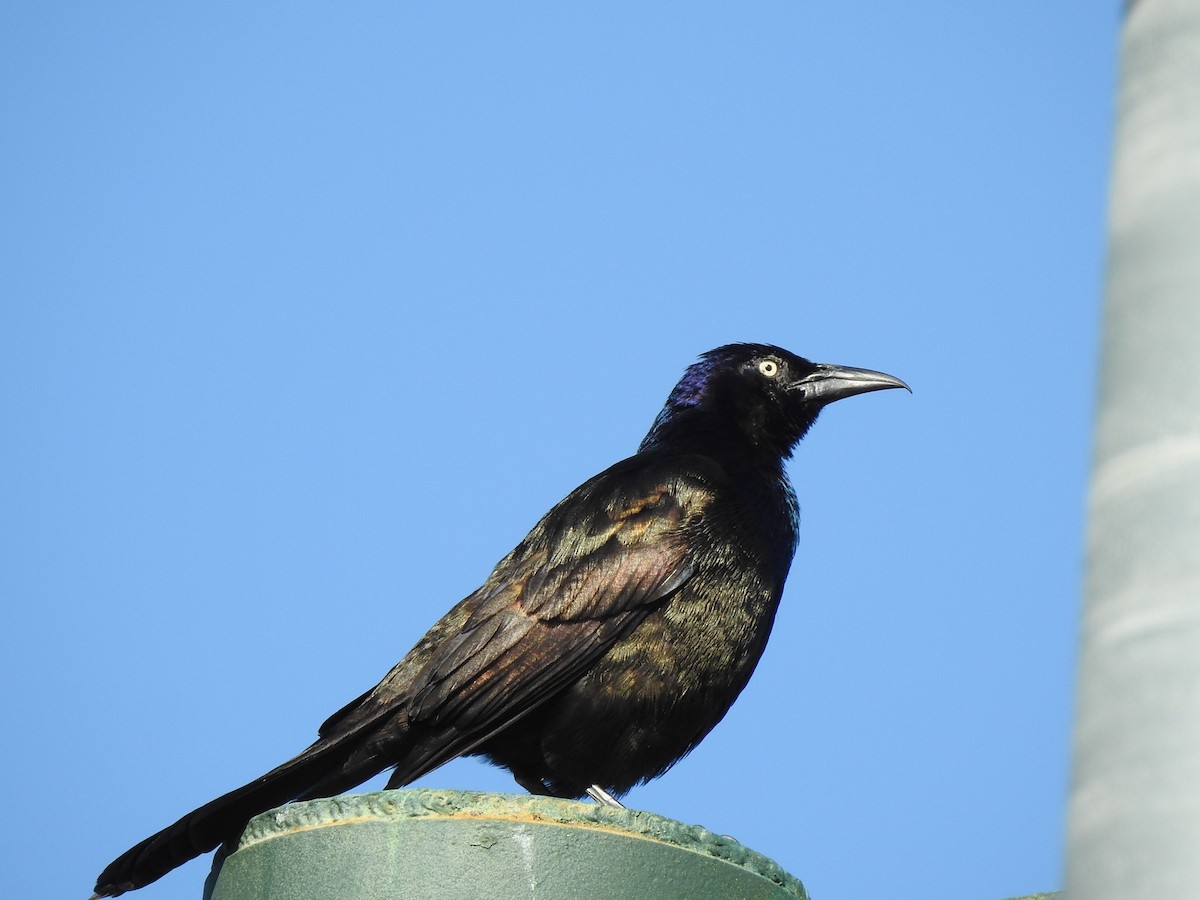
{"left": 93, "top": 343, "right": 907, "bottom": 897}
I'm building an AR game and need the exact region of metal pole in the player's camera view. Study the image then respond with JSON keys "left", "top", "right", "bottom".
{"left": 1066, "top": 1, "right": 1200, "bottom": 897}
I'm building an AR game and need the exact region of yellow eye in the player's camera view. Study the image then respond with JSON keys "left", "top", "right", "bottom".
{"left": 758, "top": 359, "right": 779, "bottom": 378}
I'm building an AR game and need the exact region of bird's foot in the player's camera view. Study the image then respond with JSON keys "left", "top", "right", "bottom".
{"left": 586, "top": 784, "right": 625, "bottom": 808}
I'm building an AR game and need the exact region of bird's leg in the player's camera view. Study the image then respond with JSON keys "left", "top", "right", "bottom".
{"left": 586, "top": 784, "right": 625, "bottom": 808}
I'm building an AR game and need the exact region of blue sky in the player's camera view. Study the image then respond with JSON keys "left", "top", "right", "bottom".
{"left": 3, "top": 5, "right": 1114, "bottom": 899}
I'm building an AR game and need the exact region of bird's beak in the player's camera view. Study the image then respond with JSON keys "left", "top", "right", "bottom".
{"left": 789, "top": 363, "right": 911, "bottom": 406}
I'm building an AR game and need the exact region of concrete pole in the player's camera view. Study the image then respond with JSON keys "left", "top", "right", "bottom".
{"left": 1066, "top": 1, "right": 1200, "bottom": 897}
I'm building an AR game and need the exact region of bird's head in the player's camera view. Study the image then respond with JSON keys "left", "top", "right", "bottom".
{"left": 640, "top": 343, "right": 909, "bottom": 462}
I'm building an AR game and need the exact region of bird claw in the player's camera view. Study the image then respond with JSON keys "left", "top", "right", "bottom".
{"left": 586, "top": 785, "right": 625, "bottom": 808}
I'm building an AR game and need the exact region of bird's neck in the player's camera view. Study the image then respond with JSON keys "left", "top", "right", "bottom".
{"left": 640, "top": 411, "right": 792, "bottom": 473}
{"left": 640, "top": 410, "right": 799, "bottom": 548}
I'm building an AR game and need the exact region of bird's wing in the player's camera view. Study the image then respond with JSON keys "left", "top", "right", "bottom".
{"left": 320, "top": 456, "right": 720, "bottom": 787}
{"left": 406, "top": 465, "right": 709, "bottom": 731}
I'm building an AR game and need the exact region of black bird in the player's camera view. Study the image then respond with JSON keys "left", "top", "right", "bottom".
{"left": 93, "top": 343, "right": 907, "bottom": 896}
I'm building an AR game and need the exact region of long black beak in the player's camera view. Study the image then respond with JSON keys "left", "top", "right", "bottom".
{"left": 789, "top": 363, "right": 911, "bottom": 406}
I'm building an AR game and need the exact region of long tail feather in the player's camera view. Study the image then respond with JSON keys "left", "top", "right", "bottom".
{"left": 93, "top": 732, "right": 374, "bottom": 897}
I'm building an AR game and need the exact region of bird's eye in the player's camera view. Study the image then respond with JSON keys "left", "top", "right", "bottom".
{"left": 758, "top": 359, "right": 779, "bottom": 378}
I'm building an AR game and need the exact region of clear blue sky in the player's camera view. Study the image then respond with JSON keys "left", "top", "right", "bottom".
{"left": 2, "top": 5, "right": 1114, "bottom": 899}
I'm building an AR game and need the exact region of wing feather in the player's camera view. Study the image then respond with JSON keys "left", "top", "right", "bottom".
{"left": 406, "top": 460, "right": 714, "bottom": 738}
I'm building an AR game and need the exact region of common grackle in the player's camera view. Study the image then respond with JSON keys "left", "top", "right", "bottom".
{"left": 93, "top": 343, "right": 907, "bottom": 896}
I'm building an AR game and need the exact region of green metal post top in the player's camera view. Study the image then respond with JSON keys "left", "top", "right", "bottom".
{"left": 204, "top": 788, "right": 808, "bottom": 899}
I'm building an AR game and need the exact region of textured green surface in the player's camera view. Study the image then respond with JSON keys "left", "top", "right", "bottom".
{"left": 205, "top": 788, "right": 807, "bottom": 899}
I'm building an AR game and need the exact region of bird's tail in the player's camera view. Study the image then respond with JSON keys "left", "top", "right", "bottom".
{"left": 91, "top": 721, "right": 397, "bottom": 898}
